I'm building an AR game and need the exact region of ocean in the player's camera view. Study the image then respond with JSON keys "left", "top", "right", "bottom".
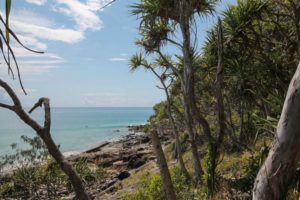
{"left": 0, "top": 107, "right": 153, "bottom": 156}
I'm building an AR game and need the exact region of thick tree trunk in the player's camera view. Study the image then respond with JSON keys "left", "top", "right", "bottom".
{"left": 253, "top": 62, "right": 300, "bottom": 200}
{"left": 150, "top": 129, "right": 177, "bottom": 200}
{"left": 179, "top": 11, "right": 204, "bottom": 185}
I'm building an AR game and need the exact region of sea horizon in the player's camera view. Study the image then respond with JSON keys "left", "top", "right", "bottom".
{"left": 0, "top": 107, "right": 153, "bottom": 157}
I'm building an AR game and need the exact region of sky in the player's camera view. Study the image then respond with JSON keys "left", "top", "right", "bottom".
{"left": 0, "top": 0, "right": 237, "bottom": 107}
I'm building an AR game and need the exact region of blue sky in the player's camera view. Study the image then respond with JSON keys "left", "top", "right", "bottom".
{"left": 0, "top": 0, "right": 236, "bottom": 107}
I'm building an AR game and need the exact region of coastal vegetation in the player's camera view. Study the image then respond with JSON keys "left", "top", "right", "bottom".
{"left": 1, "top": 0, "right": 300, "bottom": 199}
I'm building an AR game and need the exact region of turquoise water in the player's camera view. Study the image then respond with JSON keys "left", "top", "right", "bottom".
{"left": 0, "top": 107, "right": 153, "bottom": 156}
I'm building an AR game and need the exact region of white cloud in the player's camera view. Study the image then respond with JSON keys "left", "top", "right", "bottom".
{"left": 54, "top": 0, "right": 101, "bottom": 31}
{"left": 110, "top": 53, "right": 128, "bottom": 62}
{"left": 12, "top": 20, "right": 84, "bottom": 44}
{"left": 0, "top": 0, "right": 114, "bottom": 78}
{"left": 54, "top": 0, "right": 113, "bottom": 31}
{"left": 17, "top": 35, "right": 47, "bottom": 50}
{"left": 26, "top": 0, "right": 47, "bottom": 6}
{"left": 110, "top": 57, "right": 128, "bottom": 62}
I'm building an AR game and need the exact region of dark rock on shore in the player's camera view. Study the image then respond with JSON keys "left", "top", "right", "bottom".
{"left": 66, "top": 124, "right": 173, "bottom": 199}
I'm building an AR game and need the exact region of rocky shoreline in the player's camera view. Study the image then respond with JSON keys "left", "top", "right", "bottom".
{"left": 66, "top": 124, "right": 172, "bottom": 199}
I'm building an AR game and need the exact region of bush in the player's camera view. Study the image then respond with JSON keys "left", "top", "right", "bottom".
{"left": 122, "top": 166, "right": 205, "bottom": 200}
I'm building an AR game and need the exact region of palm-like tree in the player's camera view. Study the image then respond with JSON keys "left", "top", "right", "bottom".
{"left": 131, "top": 0, "right": 218, "bottom": 185}
{"left": 130, "top": 53, "right": 190, "bottom": 181}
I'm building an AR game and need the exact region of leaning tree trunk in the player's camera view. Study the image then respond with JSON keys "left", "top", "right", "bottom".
{"left": 150, "top": 68, "right": 190, "bottom": 180}
{"left": 150, "top": 129, "right": 177, "bottom": 200}
{"left": 164, "top": 84, "right": 190, "bottom": 180}
{"left": 253, "top": 62, "right": 300, "bottom": 200}
{"left": 0, "top": 80, "right": 90, "bottom": 200}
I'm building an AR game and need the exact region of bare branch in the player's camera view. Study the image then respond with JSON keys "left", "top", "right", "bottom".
{"left": 43, "top": 98, "right": 51, "bottom": 132}
{"left": 0, "top": 102, "right": 14, "bottom": 110}
{"left": 0, "top": 79, "right": 22, "bottom": 107}
{"left": 29, "top": 98, "right": 45, "bottom": 114}
{"left": 29, "top": 97, "right": 51, "bottom": 132}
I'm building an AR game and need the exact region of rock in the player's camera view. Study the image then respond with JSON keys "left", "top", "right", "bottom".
{"left": 117, "top": 171, "right": 130, "bottom": 180}
{"left": 101, "top": 178, "right": 119, "bottom": 191}
{"left": 113, "top": 160, "right": 124, "bottom": 166}
{"left": 128, "top": 125, "right": 146, "bottom": 133}
{"left": 127, "top": 155, "right": 146, "bottom": 169}
{"left": 85, "top": 141, "right": 110, "bottom": 153}
{"left": 149, "top": 156, "right": 156, "bottom": 160}
{"left": 141, "top": 136, "right": 150, "bottom": 143}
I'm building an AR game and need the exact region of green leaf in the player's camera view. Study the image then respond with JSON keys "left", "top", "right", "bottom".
{"left": 5, "top": 0, "right": 12, "bottom": 43}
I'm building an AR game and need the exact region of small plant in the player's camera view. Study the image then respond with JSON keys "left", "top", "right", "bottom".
{"left": 122, "top": 166, "right": 204, "bottom": 200}
{"left": 0, "top": 135, "right": 49, "bottom": 170}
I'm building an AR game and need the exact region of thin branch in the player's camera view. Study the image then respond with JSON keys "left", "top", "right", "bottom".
{"left": 0, "top": 102, "right": 14, "bottom": 110}
{"left": 100, "top": 0, "right": 116, "bottom": 10}
{"left": 29, "top": 97, "right": 51, "bottom": 132}
{"left": 0, "top": 79, "right": 22, "bottom": 107}
{"left": 166, "top": 38, "right": 183, "bottom": 48}
{"left": 29, "top": 98, "right": 45, "bottom": 114}
{"left": 156, "top": 50, "right": 183, "bottom": 81}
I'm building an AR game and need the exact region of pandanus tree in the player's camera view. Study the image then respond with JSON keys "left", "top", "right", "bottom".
{"left": 0, "top": 1, "right": 90, "bottom": 199}
{"left": 200, "top": 0, "right": 300, "bottom": 198}
{"left": 130, "top": 53, "right": 190, "bottom": 180}
{"left": 131, "top": 0, "right": 218, "bottom": 185}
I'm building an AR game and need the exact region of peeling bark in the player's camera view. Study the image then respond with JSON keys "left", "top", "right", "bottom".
{"left": 253, "top": 62, "right": 300, "bottom": 200}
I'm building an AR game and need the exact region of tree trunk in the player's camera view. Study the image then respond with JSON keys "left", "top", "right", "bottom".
{"left": 179, "top": 10, "right": 204, "bottom": 185}
{"left": 39, "top": 132, "right": 90, "bottom": 200}
{"left": 150, "top": 68, "right": 190, "bottom": 180}
{"left": 253, "top": 62, "right": 300, "bottom": 200}
{"left": 163, "top": 82, "right": 190, "bottom": 180}
{"left": 207, "top": 18, "right": 227, "bottom": 195}
{"left": 150, "top": 129, "right": 177, "bottom": 200}
{"left": 17, "top": 108, "right": 91, "bottom": 200}
{"left": 0, "top": 80, "right": 90, "bottom": 200}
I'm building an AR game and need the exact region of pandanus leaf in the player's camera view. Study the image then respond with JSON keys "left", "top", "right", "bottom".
{"left": 5, "top": 0, "right": 11, "bottom": 43}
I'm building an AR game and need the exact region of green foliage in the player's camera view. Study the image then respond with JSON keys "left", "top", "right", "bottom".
{"left": 122, "top": 166, "right": 205, "bottom": 200}
{"left": 229, "top": 143, "right": 268, "bottom": 193}
{"left": 0, "top": 136, "right": 106, "bottom": 199}
{"left": 0, "top": 135, "right": 49, "bottom": 170}
{"left": 74, "top": 158, "right": 106, "bottom": 184}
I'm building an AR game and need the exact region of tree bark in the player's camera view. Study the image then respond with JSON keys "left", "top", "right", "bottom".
{"left": 253, "top": 62, "right": 300, "bottom": 200}
{"left": 150, "top": 68, "right": 190, "bottom": 180}
{"left": 150, "top": 129, "right": 177, "bottom": 200}
{"left": 0, "top": 80, "right": 90, "bottom": 200}
{"left": 207, "top": 18, "right": 227, "bottom": 195}
{"left": 215, "top": 18, "right": 227, "bottom": 148}
{"left": 179, "top": 7, "right": 204, "bottom": 185}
